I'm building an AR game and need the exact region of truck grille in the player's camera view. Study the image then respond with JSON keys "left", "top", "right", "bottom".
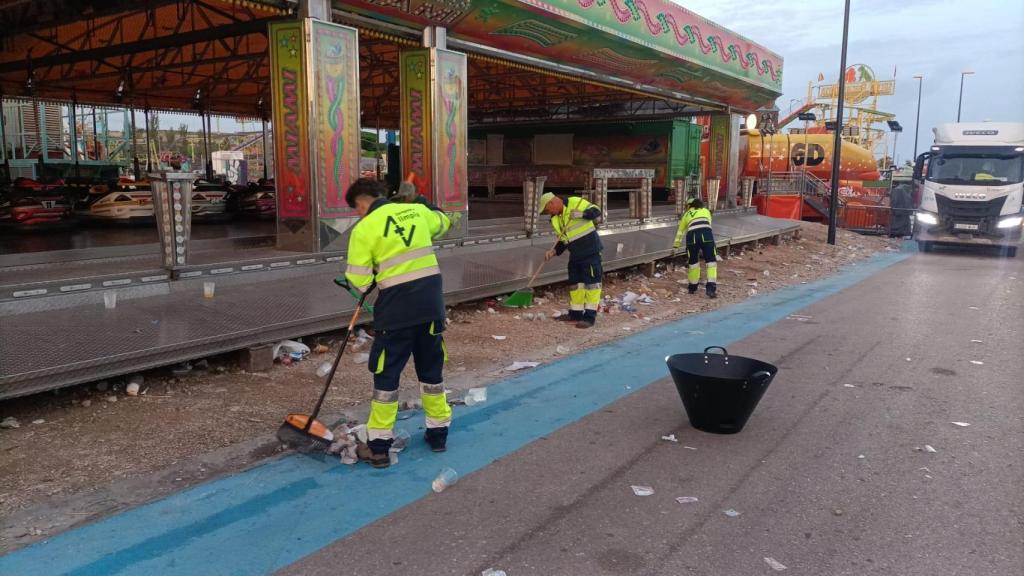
{"left": 935, "top": 195, "right": 1007, "bottom": 234}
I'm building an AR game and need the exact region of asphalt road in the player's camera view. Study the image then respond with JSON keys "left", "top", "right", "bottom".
{"left": 280, "top": 249, "right": 1023, "bottom": 576}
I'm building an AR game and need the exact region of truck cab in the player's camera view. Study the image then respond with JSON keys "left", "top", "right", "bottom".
{"left": 913, "top": 122, "right": 1024, "bottom": 256}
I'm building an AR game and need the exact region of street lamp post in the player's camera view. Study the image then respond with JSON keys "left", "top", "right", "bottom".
{"left": 827, "top": 0, "right": 851, "bottom": 245}
{"left": 957, "top": 70, "right": 974, "bottom": 122}
{"left": 912, "top": 75, "right": 923, "bottom": 161}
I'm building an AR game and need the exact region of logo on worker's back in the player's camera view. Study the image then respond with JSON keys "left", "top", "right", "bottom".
{"left": 384, "top": 214, "right": 416, "bottom": 247}
{"left": 791, "top": 143, "right": 826, "bottom": 167}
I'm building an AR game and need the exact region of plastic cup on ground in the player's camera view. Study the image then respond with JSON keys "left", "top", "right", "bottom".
{"left": 103, "top": 291, "right": 117, "bottom": 309}
{"left": 464, "top": 387, "right": 487, "bottom": 406}
{"left": 203, "top": 281, "right": 216, "bottom": 299}
{"left": 315, "top": 361, "right": 332, "bottom": 378}
{"left": 392, "top": 428, "right": 411, "bottom": 451}
{"left": 432, "top": 467, "right": 458, "bottom": 493}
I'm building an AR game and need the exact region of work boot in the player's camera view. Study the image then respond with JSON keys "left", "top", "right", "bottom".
{"left": 706, "top": 283, "right": 718, "bottom": 299}
{"left": 575, "top": 320, "right": 594, "bottom": 329}
{"left": 425, "top": 427, "right": 448, "bottom": 453}
{"left": 556, "top": 312, "right": 578, "bottom": 322}
{"left": 355, "top": 444, "right": 390, "bottom": 469}
{"left": 687, "top": 283, "right": 699, "bottom": 295}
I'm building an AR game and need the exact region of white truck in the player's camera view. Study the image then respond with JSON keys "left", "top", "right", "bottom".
{"left": 913, "top": 122, "right": 1024, "bottom": 256}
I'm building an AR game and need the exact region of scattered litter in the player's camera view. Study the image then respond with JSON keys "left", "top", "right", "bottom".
{"left": 432, "top": 467, "right": 459, "bottom": 493}
{"left": 686, "top": 330, "right": 705, "bottom": 335}
{"left": 951, "top": 422, "right": 971, "bottom": 427}
{"left": 631, "top": 485, "right": 655, "bottom": 497}
{"left": 106, "top": 395, "right": 118, "bottom": 403}
{"left": 313, "top": 344, "right": 329, "bottom": 354}
{"left": 723, "top": 509, "right": 741, "bottom": 517}
{"left": 905, "top": 358, "right": 912, "bottom": 362}
{"left": 315, "top": 362, "right": 332, "bottom": 378}
{"left": 843, "top": 384, "right": 858, "bottom": 388}
{"left": 534, "top": 297, "right": 547, "bottom": 305}
{"left": 0, "top": 417, "right": 20, "bottom": 429}
{"left": 352, "top": 353, "right": 370, "bottom": 364}
{"left": 481, "top": 570, "right": 507, "bottom": 576}
{"left": 622, "top": 327, "right": 633, "bottom": 331}
{"left": 970, "top": 339, "right": 983, "bottom": 343}
{"left": 969, "top": 360, "right": 984, "bottom": 365}
{"left": 491, "top": 335, "right": 507, "bottom": 341}
{"left": 683, "top": 446, "right": 697, "bottom": 451}
{"left": 748, "top": 289, "right": 758, "bottom": 296}
{"left": 968, "top": 306, "right": 980, "bottom": 310}
{"left": 661, "top": 434, "right": 679, "bottom": 443}
{"left": 551, "top": 310, "right": 562, "bottom": 318}
{"left": 787, "top": 314, "right": 813, "bottom": 321}
{"left": 858, "top": 454, "right": 865, "bottom": 459}
{"left": 924, "top": 445, "right": 937, "bottom": 453}
{"left": 764, "top": 557, "right": 788, "bottom": 571}
{"left": 654, "top": 273, "right": 663, "bottom": 278}
{"left": 273, "top": 340, "right": 310, "bottom": 360}
{"left": 487, "top": 308, "right": 496, "bottom": 314}
{"left": 464, "top": 387, "right": 488, "bottom": 406}
{"left": 80, "top": 400, "right": 92, "bottom": 408}
{"left": 675, "top": 496, "right": 699, "bottom": 504}
{"left": 126, "top": 382, "right": 140, "bottom": 397}
{"left": 763, "top": 270, "right": 771, "bottom": 278}
{"left": 31, "top": 419, "right": 45, "bottom": 425}
{"left": 832, "top": 508, "right": 844, "bottom": 516}
{"left": 555, "top": 345, "right": 571, "bottom": 355}
{"left": 504, "top": 361, "right": 540, "bottom": 372}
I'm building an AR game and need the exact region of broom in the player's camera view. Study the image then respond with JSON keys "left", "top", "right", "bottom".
{"left": 502, "top": 241, "right": 559, "bottom": 308}
{"left": 276, "top": 284, "right": 373, "bottom": 456}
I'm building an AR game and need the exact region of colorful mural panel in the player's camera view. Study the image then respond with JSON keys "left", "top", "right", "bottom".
{"left": 310, "top": 21, "right": 361, "bottom": 218}
{"left": 434, "top": 49, "right": 469, "bottom": 211}
{"left": 400, "top": 49, "right": 433, "bottom": 200}
{"left": 269, "top": 21, "right": 311, "bottom": 221}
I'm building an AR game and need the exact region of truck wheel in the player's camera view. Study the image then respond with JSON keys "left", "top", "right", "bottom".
{"left": 917, "top": 241, "right": 932, "bottom": 253}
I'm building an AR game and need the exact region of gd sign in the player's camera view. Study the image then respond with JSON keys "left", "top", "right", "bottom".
{"left": 791, "top": 143, "right": 825, "bottom": 166}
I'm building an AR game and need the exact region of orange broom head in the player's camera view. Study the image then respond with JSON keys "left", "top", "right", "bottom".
{"left": 404, "top": 172, "right": 415, "bottom": 184}
{"left": 284, "top": 414, "right": 334, "bottom": 441}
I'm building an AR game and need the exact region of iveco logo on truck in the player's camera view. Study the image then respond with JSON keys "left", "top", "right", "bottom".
{"left": 913, "top": 122, "right": 1024, "bottom": 257}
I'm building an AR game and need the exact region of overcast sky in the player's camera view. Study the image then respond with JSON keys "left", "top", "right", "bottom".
{"left": 682, "top": 0, "right": 1024, "bottom": 163}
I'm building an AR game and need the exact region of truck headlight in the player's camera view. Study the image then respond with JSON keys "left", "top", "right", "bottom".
{"left": 997, "top": 216, "right": 1023, "bottom": 229}
{"left": 916, "top": 212, "right": 938, "bottom": 225}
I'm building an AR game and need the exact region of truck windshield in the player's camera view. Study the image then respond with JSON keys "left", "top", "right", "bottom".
{"left": 928, "top": 151, "right": 1024, "bottom": 186}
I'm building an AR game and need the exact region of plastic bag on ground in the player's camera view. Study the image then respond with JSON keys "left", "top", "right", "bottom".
{"left": 273, "top": 339, "right": 310, "bottom": 359}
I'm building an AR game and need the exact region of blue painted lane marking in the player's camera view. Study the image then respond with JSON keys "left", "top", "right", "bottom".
{"left": 0, "top": 248, "right": 912, "bottom": 575}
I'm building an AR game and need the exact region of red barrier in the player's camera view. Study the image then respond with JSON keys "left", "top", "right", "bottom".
{"left": 754, "top": 194, "right": 802, "bottom": 220}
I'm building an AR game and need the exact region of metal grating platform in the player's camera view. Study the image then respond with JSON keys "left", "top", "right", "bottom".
{"left": 0, "top": 212, "right": 799, "bottom": 399}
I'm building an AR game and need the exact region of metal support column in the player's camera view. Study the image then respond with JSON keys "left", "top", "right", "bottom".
{"left": 673, "top": 178, "right": 685, "bottom": 216}
{"left": 70, "top": 97, "right": 80, "bottom": 177}
{"left": 639, "top": 177, "right": 652, "bottom": 222}
{"left": 130, "top": 106, "right": 139, "bottom": 179}
{"left": 0, "top": 92, "right": 9, "bottom": 181}
{"left": 150, "top": 171, "right": 196, "bottom": 274}
{"left": 144, "top": 108, "right": 152, "bottom": 172}
{"left": 261, "top": 117, "right": 268, "bottom": 181}
{"left": 741, "top": 177, "right": 755, "bottom": 208}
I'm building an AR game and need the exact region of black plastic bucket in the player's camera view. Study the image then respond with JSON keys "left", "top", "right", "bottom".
{"left": 665, "top": 346, "right": 778, "bottom": 434}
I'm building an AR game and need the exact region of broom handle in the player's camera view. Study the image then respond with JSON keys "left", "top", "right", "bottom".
{"left": 527, "top": 241, "right": 560, "bottom": 289}
{"left": 305, "top": 286, "right": 373, "bottom": 430}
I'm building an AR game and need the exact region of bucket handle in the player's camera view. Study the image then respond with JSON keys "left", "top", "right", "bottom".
{"left": 703, "top": 346, "right": 729, "bottom": 365}
{"left": 750, "top": 370, "right": 773, "bottom": 386}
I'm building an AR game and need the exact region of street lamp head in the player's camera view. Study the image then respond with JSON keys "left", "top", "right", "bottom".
{"left": 961, "top": 70, "right": 975, "bottom": 76}
{"left": 912, "top": 74, "right": 923, "bottom": 80}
